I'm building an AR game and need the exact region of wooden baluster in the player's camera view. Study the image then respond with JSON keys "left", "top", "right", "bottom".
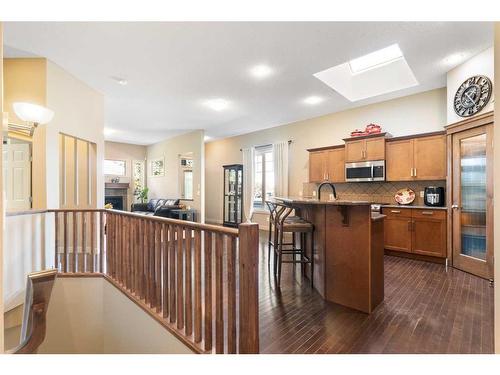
{"left": 204, "top": 231, "right": 213, "bottom": 352}
{"left": 177, "top": 226, "right": 184, "bottom": 330}
{"left": 144, "top": 219, "right": 150, "bottom": 305}
{"left": 100, "top": 211, "right": 104, "bottom": 274}
{"left": 155, "top": 222, "right": 162, "bottom": 312}
{"left": 149, "top": 220, "right": 156, "bottom": 308}
{"left": 162, "top": 222, "right": 169, "bottom": 319}
{"left": 115, "top": 214, "right": 119, "bottom": 280}
{"left": 238, "top": 223, "right": 260, "bottom": 354}
{"left": 215, "top": 233, "right": 224, "bottom": 353}
{"left": 73, "top": 211, "right": 78, "bottom": 273}
{"left": 135, "top": 218, "right": 140, "bottom": 295}
{"left": 54, "top": 212, "right": 59, "bottom": 271}
{"left": 131, "top": 218, "right": 136, "bottom": 293}
{"left": 169, "top": 225, "right": 176, "bottom": 323}
{"left": 193, "top": 229, "right": 202, "bottom": 342}
{"left": 185, "top": 228, "right": 193, "bottom": 337}
{"left": 106, "top": 214, "right": 111, "bottom": 276}
{"left": 90, "top": 211, "right": 95, "bottom": 273}
{"left": 64, "top": 212, "right": 68, "bottom": 273}
{"left": 226, "top": 235, "right": 237, "bottom": 354}
{"left": 139, "top": 219, "right": 145, "bottom": 300}
{"left": 124, "top": 216, "right": 129, "bottom": 289}
{"left": 82, "top": 211, "right": 87, "bottom": 273}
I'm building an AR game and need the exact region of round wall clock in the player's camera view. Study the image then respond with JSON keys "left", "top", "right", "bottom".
{"left": 454, "top": 75, "right": 492, "bottom": 118}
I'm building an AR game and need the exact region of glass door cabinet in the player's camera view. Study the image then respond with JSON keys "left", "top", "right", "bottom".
{"left": 223, "top": 164, "right": 243, "bottom": 227}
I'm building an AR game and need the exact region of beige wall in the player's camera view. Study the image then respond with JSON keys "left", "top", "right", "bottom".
{"left": 147, "top": 130, "right": 205, "bottom": 222}
{"left": 447, "top": 47, "right": 494, "bottom": 125}
{"left": 1, "top": 22, "right": 4, "bottom": 354}
{"left": 105, "top": 141, "right": 147, "bottom": 207}
{"left": 205, "top": 88, "right": 447, "bottom": 225}
{"left": 46, "top": 60, "right": 105, "bottom": 208}
{"left": 494, "top": 23, "right": 500, "bottom": 354}
{"left": 39, "top": 277, "right": 193, "bottom": 354}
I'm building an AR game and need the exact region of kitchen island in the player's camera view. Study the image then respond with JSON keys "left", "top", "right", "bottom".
{"left": 272, "top": 197, "right": 385, "bottom": 313}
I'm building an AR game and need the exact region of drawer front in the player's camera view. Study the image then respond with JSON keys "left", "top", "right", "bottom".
{"left": 412, "top": 209, "right": 446, "bottom": 220}
{"left": 382, "top": 207, "right": 412, "bottom": 218}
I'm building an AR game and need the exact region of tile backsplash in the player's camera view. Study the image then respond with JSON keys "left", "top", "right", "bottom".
{"left": 303, "top": 180, "right": 446, "bottom": 206}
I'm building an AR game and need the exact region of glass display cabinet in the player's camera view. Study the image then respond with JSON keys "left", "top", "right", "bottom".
{"left": 223, "top": 164, "right": 243, "bottom": 227}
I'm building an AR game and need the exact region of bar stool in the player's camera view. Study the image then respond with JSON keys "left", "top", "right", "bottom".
{"left": 265, "top": 201, "right": 295, "bottom": 269}
{"left": 272, "top": 202, "right": 314, "bottom": 288}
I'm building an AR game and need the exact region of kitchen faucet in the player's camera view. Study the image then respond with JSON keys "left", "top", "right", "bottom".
{"left": 317, "top": 182, "right": 337, "bottom": 201}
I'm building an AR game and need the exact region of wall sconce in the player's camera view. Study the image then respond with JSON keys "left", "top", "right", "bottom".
{"left": 8, "top": 102, "right": 55, "bottom": 136}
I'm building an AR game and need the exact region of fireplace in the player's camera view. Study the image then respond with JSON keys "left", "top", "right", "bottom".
{"left": 105, "top": 196, "right": 124, "bottom": 210}
{"left": 105, "top": 182, "right": 129, "bottom": 211}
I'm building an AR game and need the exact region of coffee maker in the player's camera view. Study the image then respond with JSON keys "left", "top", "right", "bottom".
{"left": 424, "top": 186, "right": 445, "bottom": 207}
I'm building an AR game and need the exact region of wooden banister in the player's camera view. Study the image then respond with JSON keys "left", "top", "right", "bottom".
{"left": 51, "top": 209, "right": 259, "bottom": 354}
{"left": 9, "top": 269, "right": 57, "bottom": 354}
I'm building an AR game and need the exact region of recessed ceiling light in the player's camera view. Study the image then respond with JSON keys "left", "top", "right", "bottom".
{"left": 103, "top": 127, "right": 117, "bottom": 136}
{"left": 204, "top": 98, "right": 230, "bottom": 111}
{"left": 349, "top": 44, "right": 403, "bottom": 74}
{"left": 204, "top": 135, "right": 213, "bottom": 142}
{"left": 111, "top": 76, "right": 128, "bottom": 86}
{"left": 303, "top": 96, "right": 324, "bottom": 105}
{"left": 250, "top": 64, "right": 274, "bottom": 79}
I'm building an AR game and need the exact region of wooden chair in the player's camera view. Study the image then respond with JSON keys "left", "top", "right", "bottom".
{"left": 271, "top": 202, "right": 314, "bottom": 288}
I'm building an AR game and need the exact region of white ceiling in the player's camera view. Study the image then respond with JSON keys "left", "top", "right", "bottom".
{"left": 3, "top": 22, "right": 493, "bottom": 145}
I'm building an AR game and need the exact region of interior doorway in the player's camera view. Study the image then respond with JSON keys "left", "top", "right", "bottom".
{"left": 2, "top": 139, "right": 31, "bottom": 211}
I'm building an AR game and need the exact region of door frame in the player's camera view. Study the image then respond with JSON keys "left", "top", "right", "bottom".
{"left": 445, "top": 111, "right": 494, "bottom": 280}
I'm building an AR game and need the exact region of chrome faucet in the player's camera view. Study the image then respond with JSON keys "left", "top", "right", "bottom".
{"left": 317, "top": 182, "right": 337, "bottom": 201}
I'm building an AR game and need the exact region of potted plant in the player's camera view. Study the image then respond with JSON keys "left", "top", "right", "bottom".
{"left": 135, "top": 186, "right": 149, "bottom": 203}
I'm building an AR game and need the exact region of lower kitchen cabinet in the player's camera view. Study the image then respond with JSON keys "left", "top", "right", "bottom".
{"left": 382, "top": 207, "right": 447, "bottom": 258}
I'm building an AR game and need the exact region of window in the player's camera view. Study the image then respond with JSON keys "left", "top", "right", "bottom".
{"left": 183, "top": 170, "right": 193, "bottom": 200}
{"left": 104, "top": 159, "right": 126, "bottom": 176}
{"left": 253, "top": 146, "right": 274, "bottom": 209}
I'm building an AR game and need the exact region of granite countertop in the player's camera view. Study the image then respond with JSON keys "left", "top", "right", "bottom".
{"left": 271, "top": 197, "right": 372, "bottom": 206}
{"left": 382, "top": 204, "right": 447, "bottom": 210}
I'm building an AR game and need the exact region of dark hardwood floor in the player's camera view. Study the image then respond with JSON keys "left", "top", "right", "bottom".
{"left": 257, "top": 232, "right": 494, "bottom": 354}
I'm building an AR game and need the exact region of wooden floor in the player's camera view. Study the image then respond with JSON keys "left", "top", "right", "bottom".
{"left": 258, "top": 232, "right": 494, "bottom": 354}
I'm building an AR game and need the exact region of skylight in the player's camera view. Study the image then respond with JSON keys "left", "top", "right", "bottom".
{"left": 314, "top": 44, "right": 418, "bottom": 102}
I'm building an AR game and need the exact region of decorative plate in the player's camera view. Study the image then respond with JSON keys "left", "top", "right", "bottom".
{"left": 394, "top": 188, "right": 415, "bottom": 205}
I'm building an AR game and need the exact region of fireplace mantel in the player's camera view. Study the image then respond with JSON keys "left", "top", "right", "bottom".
{"left": 105, "top": 182, "right": 130, "bottom": 189}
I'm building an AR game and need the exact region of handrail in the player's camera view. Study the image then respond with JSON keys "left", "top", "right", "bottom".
{"left": 52, "top": 208, "right": 259, "bottom": 354}
{"left": 6, "top": 209, "right": 49, "bottom": 217}
{"left": 8, "top": 269, "right": 58, "bottom": 354}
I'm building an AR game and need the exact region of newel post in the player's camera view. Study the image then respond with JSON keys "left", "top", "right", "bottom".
{"left": 238, "top": 222, "right": 259, "bottom": 354}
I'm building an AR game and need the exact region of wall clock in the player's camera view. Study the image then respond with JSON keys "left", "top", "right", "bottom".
{"left": 454, "top": 75, "right": 492, "bottom": 117}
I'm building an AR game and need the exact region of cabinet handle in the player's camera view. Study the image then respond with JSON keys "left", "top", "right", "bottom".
{"left": 421, "top": 211, "right": 434, "bottom": 215}
{"left": 391, "top": 210, "right": 401, "bottom": 213}
{"left": 414, "top": 168, "right": 417, "bottom": 177}
{"left": 410, "top": 168, "right": 414, "bottom": 177}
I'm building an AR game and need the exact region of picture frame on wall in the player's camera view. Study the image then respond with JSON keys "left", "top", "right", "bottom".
{"left": 150, "top": 157, "right": 165, "bottom": 177}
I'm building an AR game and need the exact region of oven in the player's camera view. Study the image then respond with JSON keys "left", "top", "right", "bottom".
{"left": 345, "top": 160, "right": 385, "bottom": 182}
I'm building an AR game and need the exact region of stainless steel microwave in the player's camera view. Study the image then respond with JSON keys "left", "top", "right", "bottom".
{"left": 345, "top": 160, "right": 385, "bottom": 182}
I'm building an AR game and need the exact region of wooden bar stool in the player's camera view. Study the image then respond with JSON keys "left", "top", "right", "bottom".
{"left": 273, "top": 202, "right": 314, "bottom": 288}
{"left": 265, "top": 201, "right": 295, "bottom": 269}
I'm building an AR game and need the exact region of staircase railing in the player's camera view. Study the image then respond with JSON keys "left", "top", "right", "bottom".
{"left": 8, "top": 269, "right": 57, "bottom": 354}
{"left": 50, "top": 209, "right": 259, "bottom": 354}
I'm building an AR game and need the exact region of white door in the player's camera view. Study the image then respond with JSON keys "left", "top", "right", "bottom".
{"left": 3, "top": 143, "right": 32, "bottom": 211}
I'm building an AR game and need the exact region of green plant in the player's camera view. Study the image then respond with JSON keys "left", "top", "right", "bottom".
{"left": 136, "top": 186, "right": 149, "bottom": 203}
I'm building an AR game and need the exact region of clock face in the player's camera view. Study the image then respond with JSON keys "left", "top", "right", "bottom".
{"left": 454, "top": 75, "right": 492, "bottom": 117}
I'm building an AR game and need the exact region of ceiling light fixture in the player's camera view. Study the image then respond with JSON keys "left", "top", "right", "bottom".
{"left": 8, "top": 102, "right": 55, "bottom": 137}
{"left": 349, "top": 44, "right": 403, "bottom": 74}
{"left": 103, "top": 127, "right": 117, "bottom": 136}
{"left": 250, "top": 64, "right": 274, "bottom": 79}
{"left": 303, "top": 96, "right": 324, "bottom": 105}
{"left": 111, "top": 76, "right": 128, "bottom": 86}
{"left": 442, "top": 52, "right": 467, "bottom": 67}
{"left": 204, "top": 98, "right": 230, "bottom": 112}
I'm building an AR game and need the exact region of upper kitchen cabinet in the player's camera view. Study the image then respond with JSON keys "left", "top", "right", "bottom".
{"left": 308, "top": 146, "right": 345, "bottom": 183}
{"left": 344, "top": 134, "right": 386, "bottom": 162}
{"left": 386, "top": 133, "right": 446, "bottom": 181}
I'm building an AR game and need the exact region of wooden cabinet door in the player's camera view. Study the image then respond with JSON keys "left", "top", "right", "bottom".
{"left": 309, "top": 151, "right": 326, "bottom": 183}
{"left": 326, "top": 148, "right": 345, "bottom": 182}
{"left": 412, "top": 210, "right": 446, "bottom": 258}
{"left": 413, "top": 135, "right": 446, "bottom": 180}
{"left": 345, "top": 140, "right": 365, "bottom": 162}
{"left": 386, "top": 139, "right": 414, "bottom": 181}
{"left": 382, "top": 209, "right": 412, "bottom": 253}
{"left": 365, "top": 137, "right": 385, "bottom": 161}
